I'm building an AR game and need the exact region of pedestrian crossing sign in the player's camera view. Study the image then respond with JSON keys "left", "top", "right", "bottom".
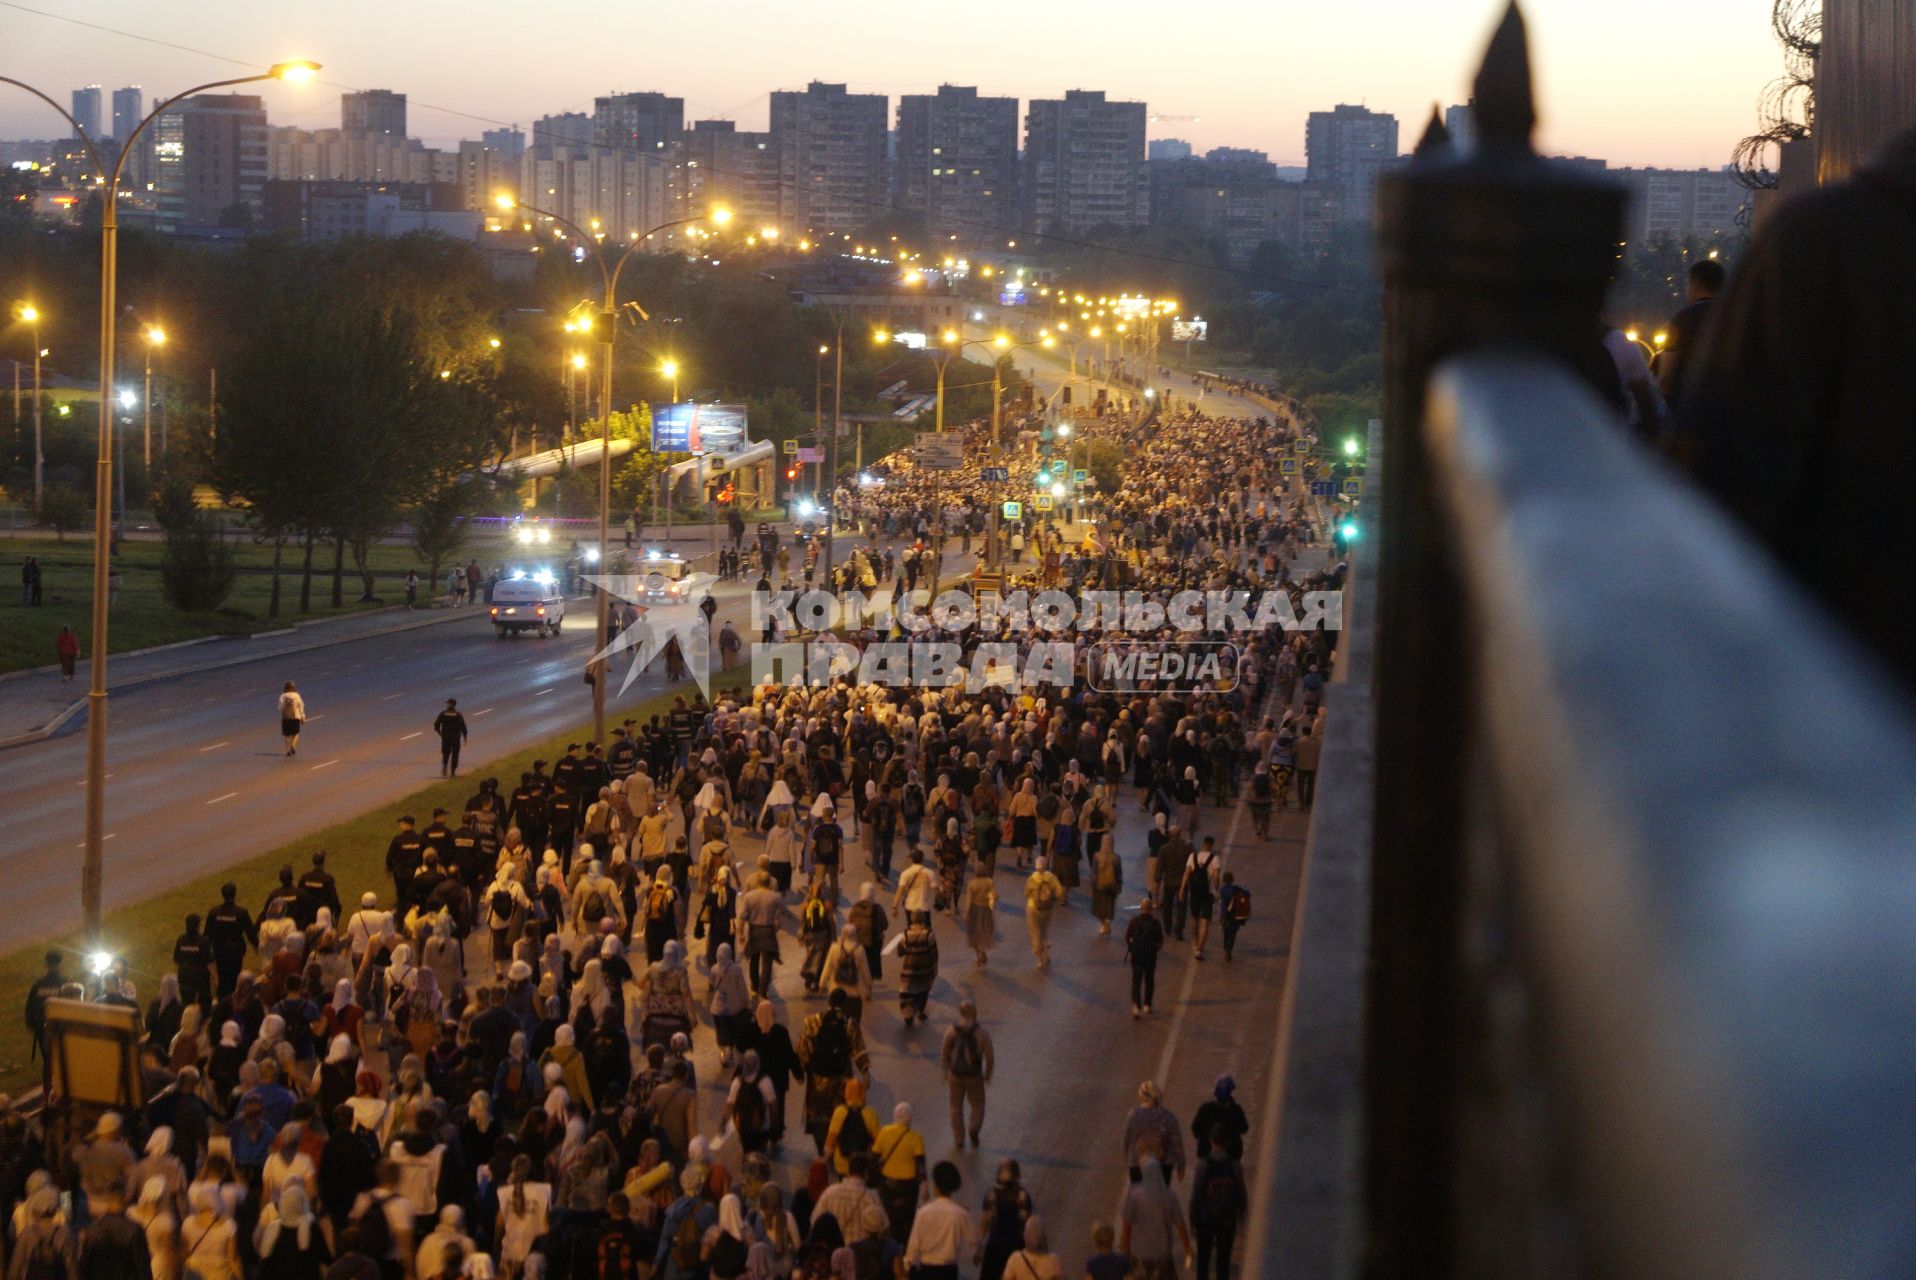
{"left": 1035, "top": 495, "right": 1054, "bottom": 511}
{"left": 1342, "top": 477, "right": 1364, "bottom": 496}
{"left": 1072, "top": 469, "right": 1088, "bottom": 484}
{"left": 1280, "top": 458, "right": 1298, "bottom": 474}
{"left": 1002, "top": 501, "right": 1022, "bottom": 520}
{"left": 781, "top": 438, "right": 798, "bottom": 454}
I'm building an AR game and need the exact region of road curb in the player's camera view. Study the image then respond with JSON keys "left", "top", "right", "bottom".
{"left": 0, "top": 606, "right": 472, "bottom": 751}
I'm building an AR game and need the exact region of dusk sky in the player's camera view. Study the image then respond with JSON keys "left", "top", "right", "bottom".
{"left": 3, "top": 0, "right": 1777, "bottom": 170}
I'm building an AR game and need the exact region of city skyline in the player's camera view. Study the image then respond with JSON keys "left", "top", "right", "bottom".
{"left": 1, "top": 0, "right": 1777, "bottom": 171}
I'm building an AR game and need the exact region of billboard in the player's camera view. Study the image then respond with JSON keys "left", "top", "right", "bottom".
{"left": 1171, "top": 318, "right": 1208, "bottom": 343}
{"left": 998, "top": 280, "right": 1027, "bottom": 306}
{"left": 651, "top": 402, "right": 748, "bottom": 454}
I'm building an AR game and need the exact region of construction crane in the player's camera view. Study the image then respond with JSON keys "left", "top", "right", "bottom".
{"left": 1150, "top": 113, "right": 1199, "bottom": 124}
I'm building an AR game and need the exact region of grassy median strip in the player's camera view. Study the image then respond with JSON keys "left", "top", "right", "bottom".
{"left": 0, "top": 667, "right": 752, "bottom": 1092}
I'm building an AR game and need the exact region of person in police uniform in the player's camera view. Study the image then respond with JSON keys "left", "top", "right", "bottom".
{"left": 387, "top": 815, "right": 427, "bottom": 909}
{"left": 204, "top": 882, "right": 257, "bottom": 997}
{"left": 297, "top": 852, "right": 342, "bottom": 928}
{"left": 172, "top": 917, "right": 214, "bottom": 1009}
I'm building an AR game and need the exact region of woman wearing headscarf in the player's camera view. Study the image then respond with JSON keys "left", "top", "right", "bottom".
{"left": 1005, "top": 780, "right": 1039, "bottom": 870}
{"left": 347, "top": 1068, "right": 390, "bottom": 1139}
{"left": 739, "top": 1001, "right": 797, "bottom": 1142}
{"left": 178, "top": 1184, "right": 240, "bottom": 1280}
{"left": 129, "top": 1175, "right": 182, "bottom": 1280}
{"left": 797, "top": 881, "right": 837, "bottom": 994}
{"left": 695, "top": 865, "right": 740, "bottom": 969}
{"left": 894, "top": 916, "right": 938, "bottom": 1027}
{"left": 635, "top": 939, "right": 695, "bottom": 1051}
{"left": 1119, "top": 1157, "right": 1189, "bottom": 1280}
{"left": 762, "top": 808, "right": 800, "bottom": 896}
{"left": 822, "top": 1077, "right": 880, "bottom": 1180}
{"left": 493, "top": 1030, "right": 536, "bottom": 1121}
{"left": 708, "top": 943, "right": 751, "bottom": 1068}
{"left": 871, "top": 1102, "right": 926, "bottom": 1246}
{"left": 321, "top": 977, "right": 363, "bottom": 1048}
{"left": 145, "top": 974, "right": 186, "bottom": 1054}
{"left": 254, "top": 1184, "right": 331, "bottom": 1280}
{"left": 558, "top": 1131, "right": 617, "bottom": 1213}
{"left": 570, "top": 958, "right": 613, "bottom": 1025}
{"left": 642, "top": 866, "right": 682, "bottom": 964}
{"left": 538, "top": 1023, "right": 594, "bottom": 1112}
{"left": 262, "top": 1123, "right": 317, "bottom": 1205}
{"left": 1000, "top": 1216, "right": 1062, "bottom": 1280}
{"left": 414, "top": 1206, "right": 475, "bottom": 1280}
{"left": 310, "top": 1033, "right": 359, "bottom": 1121}
{"left": 821, "top": 926, "right": 872, "bottom": 1024}
{"left": 423, "top": 912, "right": 463, "bottom": 1001}
{"left": 702, "top": 1193, "right": 752, "bottom": 1280}
{"left": 167, "top": 1004, "right": 207, "bottom": 1074}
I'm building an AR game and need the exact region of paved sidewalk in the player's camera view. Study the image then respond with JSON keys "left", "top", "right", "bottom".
{"left": 0, "top": 603, "right": 474, "bottom": 749}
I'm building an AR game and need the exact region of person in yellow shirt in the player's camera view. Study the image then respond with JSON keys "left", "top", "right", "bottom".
{"left": 824, "top": 1076, "right": 882, "bottom": 1178}
{"left": 872, "top": 1101, "right": 928, "bottom": 1246}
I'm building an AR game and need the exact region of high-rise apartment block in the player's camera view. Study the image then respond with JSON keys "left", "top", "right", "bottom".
{"left": 482, "top": 127, "right": 525, "bottom": 164}
{"left": 1305, "top": 103, "right": 1399, "bottom": 221}
{"left": 71, "top": 86, "right": 102, "bottom": 140}
{"left": 894, "top": 86, "right": 1019, "bottom": 245}
{"left": 681, "top": 120, "right": 781, "bottom": 230}
{"left": 110, "top": 87, "right": 142, "bottom": 142}
{"left": 1023, "top": 90, "right": 1147, "bottom": 236}
{"left": 1611, "top": 165, "right": 1748, "bottom": 244}
{"left": 768, "top": 82, "right": 888, "bottom": 235}
{"left": 594, "top": 92, "right": 684, "bottom": 154}
{"left": 342, "top": 89, "right": 407, "bottom": 137}
{"left": 155, "top": 93, "right": 269, "bottom": 233}
{"left": 1148, "top": 138, "right": 1194, "bottom": 161}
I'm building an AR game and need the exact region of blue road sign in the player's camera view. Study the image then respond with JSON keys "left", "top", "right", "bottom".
{"left": 1310, "top": 480, "right": 1337, "bottom": 497}
{"left": 982, "top": 467, "right": 1010, "bottom": 482}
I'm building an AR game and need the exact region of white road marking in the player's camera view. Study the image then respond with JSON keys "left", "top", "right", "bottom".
{"left": 310, "top": 759, "right": 340, "bottom": 771}
{"left": 198, "top": 741, "right": 229, "bottom": 753}
{"left": 535, "top": 687, "right": 554, "bottom": 696}
{"left": 400, "top": 731, "right": 423, "bottom": 741}
{"left": 383, "top": 692, "right": 403, "bottom": 700}
{"left": 306, "top": 714, "right": 325, "bottom": 722}
{"left": 206, "top": 792, "right": 238, "bottom": 805}
{"left": 474, "top": 707, "right": 494, "bottom": 716}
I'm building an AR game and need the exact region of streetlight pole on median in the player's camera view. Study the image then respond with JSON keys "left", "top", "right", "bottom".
{"left": 2, "top": 61, "right": 320, "bottom": 949}
{"left": 495, "top": 193, "right": 727, "bottom": 746}
{"left": 142, "top": 325, "right": 165, "bottom": 469}
{"left": 14, "top": 303, "right": 44, "bottom": 508}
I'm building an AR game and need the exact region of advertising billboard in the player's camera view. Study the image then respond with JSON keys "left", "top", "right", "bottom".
{"left": 651, "top": 402, "right": 748, "bottom": 454}
{"left": 1171, "top": 318, "right": 1208, "bottom": 343}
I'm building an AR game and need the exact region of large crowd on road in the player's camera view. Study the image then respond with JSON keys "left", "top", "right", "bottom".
{"left": 0, "top": 392, "right": 1345, "bottom": 1280}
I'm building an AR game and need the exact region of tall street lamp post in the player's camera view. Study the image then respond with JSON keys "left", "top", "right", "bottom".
{"left": 496, "top": 193, "right": 727, "bottom": 746}
{"left": 14, "top": 303, "right": 43, "bottom": 507}
{"left": 2, "top": 61, "right": 320, "bottom": 947}
{"left": 142, "top": 325, "right": 165, "bottom": 468}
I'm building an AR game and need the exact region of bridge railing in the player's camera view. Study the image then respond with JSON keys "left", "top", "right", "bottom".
{"left": 1242, "top": 8, "right": 1916, "bottom": 1278}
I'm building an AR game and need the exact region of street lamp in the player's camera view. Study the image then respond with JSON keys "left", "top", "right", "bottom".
{"left": 660, "top": 358, "right": 679, "bottom": 403}
{"left": 13, "top": 302, "right": 43, "bottom": 506}
{"left": 2, "top": 59, "right": 319, "bottom": 948}
{"left": 142, "top": 325, "right": 166, "bottom": 466}
{"left": 495, "top": 190, "right": 726, "bottom": 745}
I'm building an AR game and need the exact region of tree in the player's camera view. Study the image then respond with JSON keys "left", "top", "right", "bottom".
{"left": 1081, "top": 440, "right": 1125, "bottom": 499}
{"left": 159, "top": 514, "right": 236, "bottom": 612}
{"left": 409, "top": 479, "right": 479, "bottom": 590}
{"left": 36, "top": 483, "right": 87, "bottom": 540}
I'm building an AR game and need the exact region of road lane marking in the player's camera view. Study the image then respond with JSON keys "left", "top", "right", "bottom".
{"left": 207, "top": 792, "right": 238, "bottom": 805}
{"left": 306, "top": 715, "right": 325, "bottom": 722}
{"left": 475, "top": 707, "right": 494, "bottom": 716}
{"left": 310, "top": 759, "right": 340, "bottom": 771}
{"left": 401, "top": 731, "right": 423, "bottom": 741}
{"left": 383, "top": 692, "right": 404, "bottom": 700}
{"left": 535, "top": 687, "right": 554, "bottom": 696}
{"left": 198, "top": 741, "right": 229, "bottom": 752}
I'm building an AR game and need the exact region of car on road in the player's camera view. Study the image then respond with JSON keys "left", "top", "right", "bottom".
{"left": 633, "top": 550, "right": 693, "bottom": 603}
{"left": 489, "top": 572, "right": 567, "bottom": 637}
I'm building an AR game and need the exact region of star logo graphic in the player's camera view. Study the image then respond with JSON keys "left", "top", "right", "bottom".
{"left": 585, "top": 571, "right": 720, "bottom": 699}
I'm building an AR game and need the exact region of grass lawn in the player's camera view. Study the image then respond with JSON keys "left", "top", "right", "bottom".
{"left": 0, "top": 667, "right": 752, "bottom": 1092}
{"left": 0, "top": 533, "right": 445, "bottom": 676}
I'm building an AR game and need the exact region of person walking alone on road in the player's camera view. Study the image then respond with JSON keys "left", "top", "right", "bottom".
{"left": 278, "top": 682, "right": 306, "bottom": 756}
{"left": 1124, "top": 896, "right": 1166, "bottom": 1019}
{"left": 56, "top": 624, "right": 79, "bottom": 683}
{"left": 434, "top": 699, "right": 469, "bottom": 777}
{"left": 1181, "top": 837, "right": 1222, "bottom": 962}
{"left": 404, "top": 569, "right": 419, "bottom": 609}
{"left": 1022, "top": 858, "right": 1064, "bottom": 970}
{"left": 940, "top": 1001, "right": 993, "bottom": 1148}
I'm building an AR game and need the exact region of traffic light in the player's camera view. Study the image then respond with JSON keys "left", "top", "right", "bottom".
{"left": 1062, "top": 385, "right": 1072, "bottom": 406}
{"left": 785, "top": 465, "right": 800, "bottom": 482}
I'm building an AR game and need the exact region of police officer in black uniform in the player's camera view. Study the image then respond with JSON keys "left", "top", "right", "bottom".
{"left": 547, "top": 782, "right": 581, "bottom": 868}
{"left": 422, "top": 807, "right": 455, "bottom": 865}
{"left": 552, "top": 743, "right": 585, "bottom": 796}
{"left": 449, "top": 812, "right": 485, "bottom": 891}
{"left": 608, "top": 727, "right": 638, "bottom": 782}
{"left": 510, "top": 769, "right": 549, "bottom": 854}
{"left": 262, "top": 865, "right": 301, "bottom": 923}
{"left": 173, "top": 915, "right": 214, "bottom": 1008}
{"left": 387, "top": 815, "right": 427, "bottom": 909}
{"left": 204, "top": 883, "right": 257, "bottom": 998}
{"left": 580, "top": 743, "right": 611, "bottom": 797}
{"left": 297, "top": 852, "right": 342, "bottom": 928}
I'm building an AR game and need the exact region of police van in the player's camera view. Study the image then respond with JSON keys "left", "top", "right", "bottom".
{"left": 488, "top": 571, "right": 567, "bottom": 637}
{"left": 634, "top": 550, "right": 691, "bottom": 603}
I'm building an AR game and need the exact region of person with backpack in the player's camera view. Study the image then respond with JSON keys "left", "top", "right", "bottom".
{"left": 1118, "top": 1157, "right": 1189, "bottom": 1280}
{"left": 1188, "top": 1127, "right": 1248, "bottom": 1280}
{"left": 349, "top": 1160, "right": 415, "bottom": 1280}
{"left": 807, "top": 810, "right": 845, "bottom": 907}
{"left": 797, "top": 992, "right": 869, "bottom": 1155}
{"left": 725, "top": 1050, "right": 778, "bottom": 1155}
{"left": 824, "top": 1077, "right": 882, "bottom": 1180}
{"left": 654, "top": 1166, "right": 717, "bottom": 1280}
{"left": 1124, "top": 897, "right": 1166, "bottom": 1019}
{"left": 572, "top": 858, "right": 626, "bottom": 941}
{"left": 1180, "top": 837, "right": 1222, "bottom": 962}
{"left": 797, "top": 882, "right": 838, "bottom": 994}
{"left": 1216, "top": 872, "right": 1251, "bottom": 965}
{"left": 484, "top": 870, "right": 531, "bottom": 981}
{"left": 1022, "top": 859, "right": 1065, "bottom": 971}
{"left": 822, "top": 926, "right": 873, "bottom": 1023}
{"left": 811, "top": 1153, "right": 888, "bottom": 1245}
{"left": 1089, "top": 838, "right": 1123, "bottom": 938}
{"left": 940, "top": 1002, "right": 994, "bottom": 1149}
{"left": 10, "top": 1185, "right": 71, "bottom": 1280}
{"left": 641, "top": 868, "right": 682, "bottom": 965}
